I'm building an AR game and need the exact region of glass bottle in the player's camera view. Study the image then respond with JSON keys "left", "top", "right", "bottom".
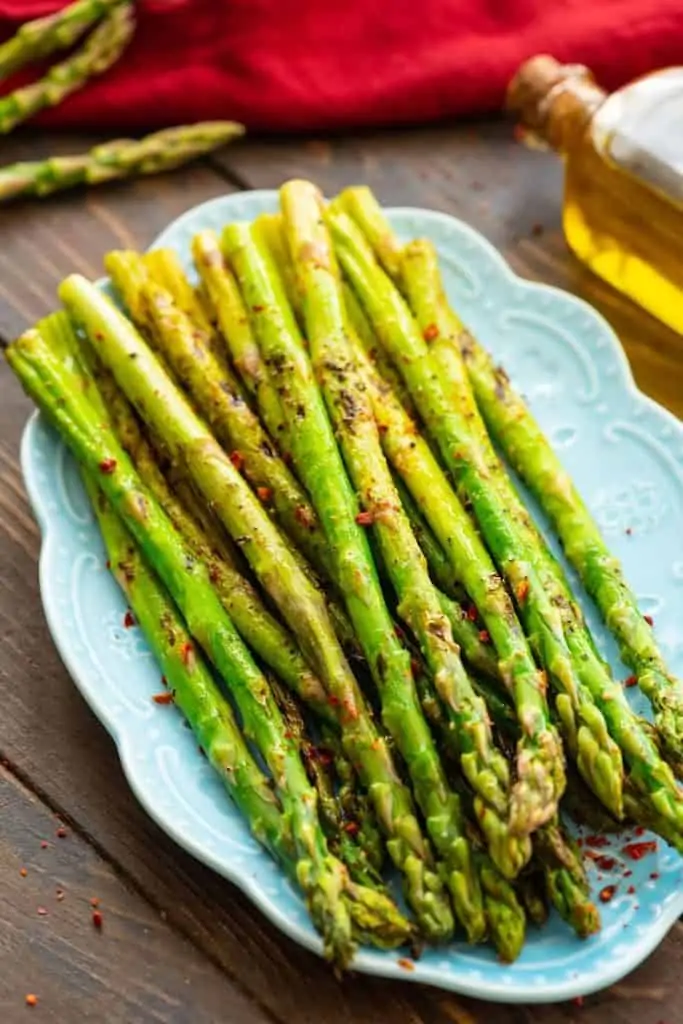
{"left": 507, "top": 55, "right": 683, "bottom": 334}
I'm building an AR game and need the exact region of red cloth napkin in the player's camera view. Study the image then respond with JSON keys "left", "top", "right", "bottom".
{"left": 2, "top": 0, "right": 683, "bottom": 131}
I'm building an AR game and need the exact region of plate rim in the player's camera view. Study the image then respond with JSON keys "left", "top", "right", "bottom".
{"left": 19, "top": 189, "right": 683, "bottom": 1003}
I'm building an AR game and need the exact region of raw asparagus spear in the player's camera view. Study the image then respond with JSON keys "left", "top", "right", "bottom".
{"left": 192, "top": 229, "right": 290, "bottom": 450}
{"left": 62, "top": 318, "right": 334, "bottom": 723}
{"left": 280, "top": 179, "right": 529, "bottom": 890}
{"left": 0, "top": 0, "right": 121, "bottom": 82}
{"left": 458, "top": 318, "right": 683, "bottom": 768}
{"left": 399, "top": 237, "right": 683, "bottom": 835}
{"left": 323, "top": 216, "right": 563, "bottom": 836}
{"left": 9, "top": 323, "right": 413, "bottom": 964}
{"left": 105, "top": 250, "right": 335, "bottom": 580}
{"left": 0, "top": 3, "right": 135, "bottom": 134}
{"left": 517, "top": 872, "right": 549, "bottom": 927}
{"left": 57, "top": 276, "right": 451, "bottom": 943}
{"left": 339, "top": 187, "right": 683, "bottom": 832}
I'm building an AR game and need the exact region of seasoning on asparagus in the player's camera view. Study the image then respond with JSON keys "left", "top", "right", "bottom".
{"left": 8, "top": 318, "right": 414, "bottom": 965}
{"left": 0, "top": 2, "right": 135, "bottom": 134}
{"left": 279, "top": 179, "right": 529, "bottom": 893}
{"left": 56, "top": 274, "right": 452, "bottom": 943}
{"left": 338, "top": 186, "right": 683, "bottom": 843}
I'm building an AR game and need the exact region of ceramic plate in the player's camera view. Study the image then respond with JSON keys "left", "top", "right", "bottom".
{"left": 20, "top": 192, "right": 683, "bottom": 1003}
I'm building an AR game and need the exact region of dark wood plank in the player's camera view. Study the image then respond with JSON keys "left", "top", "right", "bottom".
{"left": 1, "top": 127, "right": 681, "bottom": 1024}
{"left": 0, "top": 765, "right": 272, "bottom": 1024}
{"left": 214, "top": 121, "right": 683, "bottom": 420}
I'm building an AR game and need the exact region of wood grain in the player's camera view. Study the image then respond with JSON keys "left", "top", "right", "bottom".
{"left": 0, "top": 766, "right": 272, "bottom": 1024}
{"left": 0, "top": 125, "right": 681, "bottom": 1024}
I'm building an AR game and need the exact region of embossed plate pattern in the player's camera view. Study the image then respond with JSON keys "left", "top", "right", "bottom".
{"left": 20, "top": 192, "right": 683, "bottom": 1003}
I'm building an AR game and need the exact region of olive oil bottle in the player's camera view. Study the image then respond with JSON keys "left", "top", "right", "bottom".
{"left": 507, "top": 56, "right": 683, "bottom": 334}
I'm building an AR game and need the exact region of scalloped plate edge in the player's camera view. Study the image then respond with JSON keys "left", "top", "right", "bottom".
{"left": 18, "top": 191, "right": 683, "bottom": 1003}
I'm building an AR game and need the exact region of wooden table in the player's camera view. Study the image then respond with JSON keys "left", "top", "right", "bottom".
{"left": 1, "top": 123, "right": 681, "bottom": 1024}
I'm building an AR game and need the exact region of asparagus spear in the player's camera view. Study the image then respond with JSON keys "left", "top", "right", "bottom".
{"left": 57, "top": 275, "right": 452, "bottom": 943}
{"left": 0, "top": 0, "right": 122, "bottom": 82}
{"left": 280, "top": 180, "right": 529, "bottom": 891}
{"left": 221, "top": 218, "right": 459, "bottom": 938}
{"left": 458, "top": 321, "right": 683, "bottom": 767}
{"left": 105, "top": 250, "right": 336, "bottom": 581}
{"left": 320, "top": 218, "right": 562, "bottom": 836}
{"left": 0, "top": 3, "right": 135, "bottom": 134}
{"left": 9, "top": 321, "right": 414, "bottom": 964}
{"left": 338, "top": 187, "right": 683, "bottom": 834}
{"left": 60, "top": 318, "right": 335, "bottom": 723}
{"left": 192, "top": 229, "right": 291, "bottom": 451}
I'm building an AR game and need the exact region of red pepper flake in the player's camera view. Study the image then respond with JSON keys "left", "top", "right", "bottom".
{"left": 644, "top": 614, "right": 654, "bottom": 626}
{"left": 627, "top": 885, "right": 635, "bottom": 895}
{"left": 623, "top": 674, "right": 638, "bottom": 688}
{"left": 105, "top": 559, "right": 111, "bottom": 570}
{"left": 624, "top": 869, "right": 632, "bottom": 877}
{"left": 622, "top": 840, "right": 657, "bottom": 861}
{"left": 20, "top": 867, "right": 27, "bottom": 877}
{"left": 573, "top": 996, "right": 584, "bottom": 1008}
{"left": 256, "top": 486, "right": 273, "bottom": 502}
{"left": 40, "top": 840, "right": 48, "bottom": 850}
{"left": 599, "top": 885, "right": 617, "bottom": 903}
{"left": 586, "top": 853, "right": 617, "bottom": 871}
{"left": 355, "top": 510, "right": 374, "bottom": 526}
{"left": 92, "top": 909, "right": 103, "bottom": 930}
{"left": 180, "top": 642, "right": 194, "bottom": 667}
{"left": 25, "top": 995, "right": 38, "bottom": 1008}
{"left": 229, "top": 450, "right": 245, "bottom": 472}
{"left": 152, "top": 691, "right": 174, "bottom": 705}
{"left": 328, "top": 695, "right": 341, "bottom": 708}
{"left": 634, "top": 825, "right": 645, "bottom": 837}
{"left": 410, "top": 657, "right": 421, "bottom": 677}
{"left": 625, "top": 527, "right": 633, "bottom": 535}
{"left": 98, "top": 457, "right": 117, "bottom": 474}
{"left": 650, "top": 872, "right": 660, "bottom": 880}
{"left": 397, "top": 957, "right": 415, "bottom": 972}
{"left": 55, "top": 826, "right": 67, "bottom": 839}
{"left": 343, "top": 820, "right": 360, "bottom": 837}
{"left": 584, "top": 834, "right": 610, "bottom": 849}
{"left": 294, "top": 504, "right": 315, "bottom": 529}
{"left": 515, "top": 579, "right": 530, "bottom": 603}
{"left": 478, "top": 629, "right": 491, "bottom": 644}
{"left": 422, "top": 323, "right": 439, "bottom": 343}
{"left": 37, "top": 906, "right": 48, "bottom": 916}
{"left": 123, "top": 610, "right": 135, "bottom": 629}
{"left": 465, "top": 605, "right": 478, "bottom": 622}
{"left": 531, "top": 222, "right": 544, "bottom": 238}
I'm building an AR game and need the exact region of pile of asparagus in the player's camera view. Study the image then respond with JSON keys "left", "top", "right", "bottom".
{"left": 8, "top": 181, "right": 683, "bottom": 969}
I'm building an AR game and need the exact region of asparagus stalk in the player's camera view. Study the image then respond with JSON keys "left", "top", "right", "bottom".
{"left": 220, "top": 220, "right": 457, "bottom": 939}
{"left": 57, "top": 275, "right": 451, "bottom": 943}
{"left": 142, "top": 248, "right": 239, "bottom": 382}
{"left": 105, "top": 250, "right": 335, "bottom": 581}
{"left": 338, "top": 187, "right": 683, "bottom": 835}
{"left": 192, "top": 229, "right": 291, "bottom": 450}
{"left": 0, "top": 0, "right": 122, "bottom": 82}
{"left": 0, "top": 3, "right": 135, "bottom": 134}
{"left": 458, "top": 321, "right": 683, "bottom": 767}
{"left": 9, "top": 322, "right": 414, "bottom": 963}
{"left": 280, "top": 180, "right": 529, "bottom": 891}
{"left": 517, "top": 872, "right": 549, "bottom": 927}
{"left": 271, "top": 680, "right": 385, "bottom": 890}
{"left": 63, "top": 319, "right": 335, "bottom": 723}
{"left": 398, "top": 237, "right": 683, "bottom": 837}
{"left": 322, "top": 216, "right": 563, "bottom": 836}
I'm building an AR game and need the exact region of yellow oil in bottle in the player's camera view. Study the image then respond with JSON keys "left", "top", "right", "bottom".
{"left": 508, "top": 58, "right": 683, "bottom": 334}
